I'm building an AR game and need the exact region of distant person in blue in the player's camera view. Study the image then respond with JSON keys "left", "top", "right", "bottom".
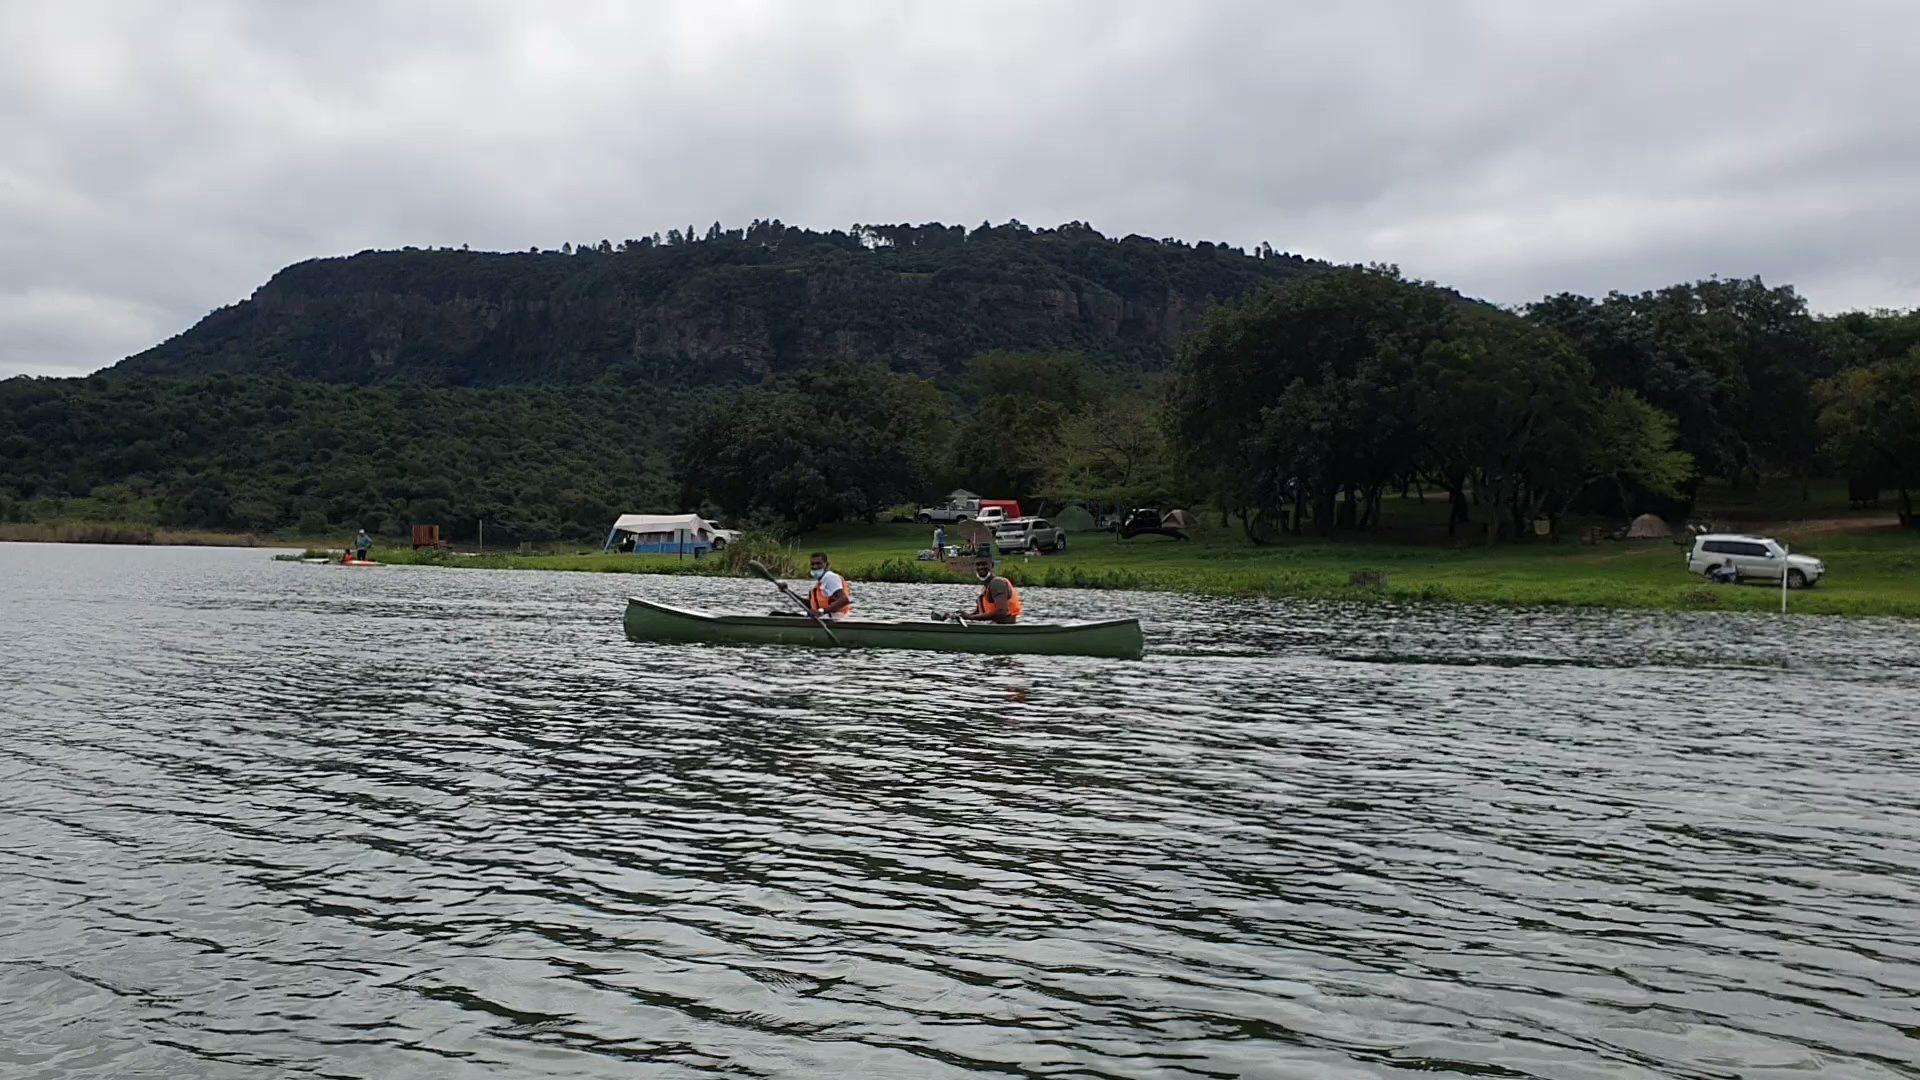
{"left": 354, "top": 529, "right": 372, "bottom": 562}
{"left": 933, "top": 525, "right": 945, "bottom": 555}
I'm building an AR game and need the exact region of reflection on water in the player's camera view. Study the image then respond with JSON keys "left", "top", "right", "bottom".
{"left": 2, "top": 543, "right": 1918, "bottom": 1078}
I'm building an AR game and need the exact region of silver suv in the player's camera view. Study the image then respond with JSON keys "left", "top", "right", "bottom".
{"left": 994, "top": 517, "right": 1066, "bottom": 553}
{"left": 1686, "top": 533, "right": 1826, "bottom": 588}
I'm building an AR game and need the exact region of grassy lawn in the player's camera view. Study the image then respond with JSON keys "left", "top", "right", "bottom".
{"left": 15, "top": 485, "right": 1915, "bottom": 616}
{"left": 366, "top": 514, "right": 1920, "bottom": 617}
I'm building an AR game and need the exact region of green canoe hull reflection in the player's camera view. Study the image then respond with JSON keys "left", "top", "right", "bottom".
{"left": 623, "top": 598, "right": 1144, "bottom": 659}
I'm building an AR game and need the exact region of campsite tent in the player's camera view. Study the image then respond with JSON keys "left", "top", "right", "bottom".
{"left": 1053, "top": 504, "right": 1097, "bottom": 532}
{"left": 1625, "top": 513, "right": 1672, "bottom": 539}
{"left": 604, "top": 513, "right": 720, "bottom": 553}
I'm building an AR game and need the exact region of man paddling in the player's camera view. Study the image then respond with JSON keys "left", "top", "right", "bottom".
{"left": 954, "top": 555, "right": 1020, "bottom": 624}
{"left": 779, "top": 552, "right": 852, "bottom": 620}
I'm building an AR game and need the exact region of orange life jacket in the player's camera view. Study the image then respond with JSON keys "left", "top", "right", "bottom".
{"left": 975, "top": 578, "right": 1022, "bottom": 619}
{"left": 809, "top": 573, "right": 852, "bottom": 615}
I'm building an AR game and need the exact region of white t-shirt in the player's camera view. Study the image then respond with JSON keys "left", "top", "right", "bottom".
{"left": 812, "top": 570, "right": 848, "bottom": 618}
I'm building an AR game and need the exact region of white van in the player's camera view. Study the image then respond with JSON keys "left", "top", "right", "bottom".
{"left": 1686, "top": 533, "right": 1826, "bottom": 588}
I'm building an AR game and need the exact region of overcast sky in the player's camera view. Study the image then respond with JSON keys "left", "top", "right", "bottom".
{"left": 3, "top": 0, "right": 1916, "bottom": 377}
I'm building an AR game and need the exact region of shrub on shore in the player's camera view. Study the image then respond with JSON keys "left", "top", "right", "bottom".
{"left": 0, "top": 521, "right": 267, "bottom": 547}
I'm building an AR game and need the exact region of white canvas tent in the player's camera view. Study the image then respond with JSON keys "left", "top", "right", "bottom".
{"left": 605, "top": 513, "right": 719, "bottom": 553}
{"left": 1625, "top": 513, "right": 1672, "bottom": 539}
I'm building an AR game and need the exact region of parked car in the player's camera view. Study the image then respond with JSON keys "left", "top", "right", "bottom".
{"left": 971, "top": 506, "right": 1010, "bottom": 528}
{"left": 709, "top": 526, "right": 742, "bottom": 550}
{"left": 1114, "top": 507, "right": 1189, "bottom": 540}
{"left": 1686, "top": 533, "right": 1826, "bottom": 587}
{"left": 995, "top": 517, "right": 1066, "bottom": 553}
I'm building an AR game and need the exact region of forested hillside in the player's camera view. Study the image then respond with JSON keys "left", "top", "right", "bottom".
{"left": 0, "top": 375, "right": 676, "bottom": 541}
{"left": 115, "top": 221, "right": 1319, "bottom": 386}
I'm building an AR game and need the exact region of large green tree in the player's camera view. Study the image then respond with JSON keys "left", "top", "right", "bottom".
{"left": 1526, "top": 278, "right": 1829, "bottom": 486}
{"left": 1173, "top": 265, "right": 1453, "bottom": 536}
{"left": 1416, "top": 307, "right": 1597, "bottom": 537}
{"left": 1037, "top": 393, "right": 1174, "bottom": 509}
{"left": 948, "top": 350, "right": 1096, "bottom": 501}
{"left": 1816, "top": 349, "right": 1920, "bottom": 527}
{"left": 677, "top": 365, "right": 952, "bottom": 529}
{"left": 1176, "top": 268, "right": 1697, "bottom": 541}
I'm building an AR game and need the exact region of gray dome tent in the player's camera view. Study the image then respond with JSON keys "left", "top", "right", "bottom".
{"left": 1053, "top": 504, "right": 1096, "bottom": 532}
{"left": 1625, "top": 513, "right": 1672, "bottom": 539}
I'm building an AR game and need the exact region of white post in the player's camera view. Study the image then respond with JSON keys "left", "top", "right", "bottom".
{"left": 1781, "top": 543, "right": 1789, "bottom": 614}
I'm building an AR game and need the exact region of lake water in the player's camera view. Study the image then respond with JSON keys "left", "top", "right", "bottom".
{"left": 3, "top": 543, "right": 1918, "bottom": 1079}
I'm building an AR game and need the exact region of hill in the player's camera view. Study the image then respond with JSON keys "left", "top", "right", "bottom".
{"left": 10, "top": 224, "right": 1910, "bottom": 549}
{"left": 113, "top": 221, "right": 1322, "bottom": 386}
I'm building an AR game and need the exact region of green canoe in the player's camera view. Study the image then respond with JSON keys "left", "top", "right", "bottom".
{"left": 623, "top": 598, "right": 1144, "bottom": 659}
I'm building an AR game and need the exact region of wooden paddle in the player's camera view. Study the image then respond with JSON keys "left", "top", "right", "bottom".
{"left": 748, "top": 560, "right": 843, "bottom": 647}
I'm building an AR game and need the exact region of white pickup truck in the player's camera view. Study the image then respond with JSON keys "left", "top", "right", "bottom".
{"left": 915, "top": 500, "right": 977, "bottom": 524}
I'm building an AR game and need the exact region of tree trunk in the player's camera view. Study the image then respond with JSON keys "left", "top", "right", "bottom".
{"left": 1900, "top": 488, "right": 1916, "bottom": 528}
{"left": 1314, "top": 489, "right": 1337, "bottom": 536}
{"left": 1447, "top": 483, "right": 1469, "bottom": 537}
{"left": 1237, "top": 507, "right": 1269, "bottom": 546}
{"left": 1355, "top": 485, "right": 1382, "bottom": 529}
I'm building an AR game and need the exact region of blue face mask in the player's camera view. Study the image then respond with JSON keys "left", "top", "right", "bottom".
{"left": 810, "top": 568, "right": 827, "bottom": 580}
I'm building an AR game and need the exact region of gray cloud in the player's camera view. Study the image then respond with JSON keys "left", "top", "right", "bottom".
{"left": 3, "top": 0, "right": 1916, "bottom": 376}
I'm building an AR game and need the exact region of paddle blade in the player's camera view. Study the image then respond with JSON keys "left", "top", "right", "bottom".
{"left": 746, "top": 559, "right": 778, "bottom": 582}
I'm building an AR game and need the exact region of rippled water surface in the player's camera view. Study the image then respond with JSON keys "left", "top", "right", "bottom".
{"left": 4, "top": 543, "right": 1919, "bottom": 1079}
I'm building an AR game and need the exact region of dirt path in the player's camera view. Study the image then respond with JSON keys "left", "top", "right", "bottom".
{"left": 1751, "top": 515, "right": 1902, "bottom": 535}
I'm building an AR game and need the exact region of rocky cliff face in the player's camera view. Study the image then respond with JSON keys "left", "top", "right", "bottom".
{"left": 118, "top": 226, "right": 1318, "bottom": 385}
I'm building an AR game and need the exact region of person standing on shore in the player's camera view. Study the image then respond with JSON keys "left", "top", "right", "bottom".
{"left": 355, "top": 529, "right": 372, "bottom": 562}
